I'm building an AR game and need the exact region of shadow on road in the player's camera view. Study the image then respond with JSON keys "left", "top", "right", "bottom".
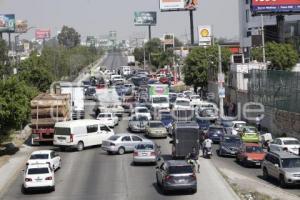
{"left": 257, "top": 175, "right": 300, "bottom": 190}
{"left": 152, "top": 183, "right": 194, "bottom": 196}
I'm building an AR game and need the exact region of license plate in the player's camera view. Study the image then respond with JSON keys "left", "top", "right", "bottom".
{"left": 58, "top": 137, "right": 65, "bottom": 140}
{"left": 255, "top": 162, "right": 261, "bottom": 166}
{"left": 142, "top": 153, "right": 147, "bottom": 156}
{"left": 177, "top": 179, "right": 185, "bottom": 183}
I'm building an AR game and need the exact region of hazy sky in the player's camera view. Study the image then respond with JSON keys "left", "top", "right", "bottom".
{"left": 0, "top": 0, "right": 239, "bottom": 41}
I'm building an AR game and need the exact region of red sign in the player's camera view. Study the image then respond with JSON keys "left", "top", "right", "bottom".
{"left": 35, "top": 29, "right": 51, "bottom": 40}
{"left": 252, "top": 0, "right": 300, "bottom": 6}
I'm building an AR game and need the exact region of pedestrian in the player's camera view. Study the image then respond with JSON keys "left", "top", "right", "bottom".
{"left": 256, "top": 114, "right": 261, "bottom": 132}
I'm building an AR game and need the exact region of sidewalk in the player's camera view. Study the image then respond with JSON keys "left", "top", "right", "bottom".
{"left": 0, "top": 144, "right": 36, "bottom": 195}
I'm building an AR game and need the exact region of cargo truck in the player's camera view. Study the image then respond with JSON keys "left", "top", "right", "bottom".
{"left": 127, "top": 56, "right": 135, "bottom": 66}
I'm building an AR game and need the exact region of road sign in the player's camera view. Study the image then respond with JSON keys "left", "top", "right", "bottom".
{"left": 218, "top": 86, "right": 225, "bottom": 98}
{"left": 218, "top": 73, "right": 225, "bottom": 83}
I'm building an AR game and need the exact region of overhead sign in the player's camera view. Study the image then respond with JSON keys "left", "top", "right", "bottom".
{"left": 134, "top": 12, "right": 157, "bottom": 26}
{"left": 0, "top": 14, "right": 15, "bottom": 32}
{"left": 251, "top": 0, "right": 300, "bottom": 15}
{"left": 159, "top": 0, "right": 198, "bottom": 11}
{"left": 35, "top": 29, "right": 51, "bottom": 40}
{"left": 15, "top": 20, "right": 28, "bottom": 33}
{"left": 198, "top": 25, "right": 212, "bottom": 46}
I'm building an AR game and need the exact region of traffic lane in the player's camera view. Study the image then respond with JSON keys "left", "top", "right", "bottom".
{"left": 210, "top": 144, "right": 300, "bottom": 196}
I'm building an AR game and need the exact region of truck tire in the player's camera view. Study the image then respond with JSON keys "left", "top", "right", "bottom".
{"left": 77, "top": 142, "right": 84, "bottom": 151}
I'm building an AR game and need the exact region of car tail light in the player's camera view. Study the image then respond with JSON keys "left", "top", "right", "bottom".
{"left": 190, "top": 173, "right": 196, "bottom": 180}
{"left": 133, "top": 151, "right": 138, "bottom": 156}
{"left": 164, "top": 175, "right": 172, "bottom": 181}
{"left": 25, "top": 178, "right": 32, "bottom": 182}
{"left": 151, "top": 152, "right": 156, "bottom": 156}
{"left": 45, "top": 176, "right": 52, "bottom": 180}
{"left": 70, "top": 133, "right": 74, "bottom": 142}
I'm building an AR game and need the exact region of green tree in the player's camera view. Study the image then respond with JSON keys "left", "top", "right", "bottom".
{"left": 133, "top": 47, "right": 144, "bottom": 64}
{"left": 174, "top": 37, "right": 183, "bottom": 47}
{"left": 0, "top": 77, "right": 38, "bottom": 134}
{"left": 0, "top": 39, "right": 9, "bottom": 77}
{"left": 57, "top": 26, "right": 81, "bottom": 48}
{"left": 251, "top": 42, "right": 298, "bottom": 70}
{"left": 183, "top": 46, "right": 231, "bottom": 90}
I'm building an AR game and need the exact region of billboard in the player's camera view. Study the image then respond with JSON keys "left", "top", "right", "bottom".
{"left": 15, "top": 20, "right": 28, "bottom": 33}
{"left": 160, "top": 0, "right": 198, "bottom": 11}
{"left": 0, "top": 14, "right": 15, "bottom": 32}
{"left": 251, "top": 0, "right": 300, "bottom": 15}
{"left": 134, "top": 12, "right": 157, "bottom": 26}
{"left": 198, "top": 25, "right": 212, "bottom": 46}
{"left": 35, "top": 29, "right": 51, "bottom": 40}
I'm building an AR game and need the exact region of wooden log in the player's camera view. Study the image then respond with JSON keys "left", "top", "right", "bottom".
{"left": 31, "top": 107, "right": 69, "bottom": 117}
{"left": 30, "top": 117, "right": 70, "bottom": 128}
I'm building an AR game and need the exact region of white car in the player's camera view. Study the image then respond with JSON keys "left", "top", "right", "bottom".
{"left": 133, "top": 107, "right": 151, "bottom": 120}
{"left": 231, "top": 121, "right": 247, "bottom": 135}
{"left": 173, "top": 98, "right": 191, "bottom": 110}
{"left": 97, "top": 113, "right": 119, "bottom": 127}
{"left": 23, "top": 164, "right": 55, "bottom": 193}
{"left": 190, "top": 95, "right": 202, "bottom": 106}
{"left": 27, "top": 150, "right": 61, "bottom": 171}
{"left": 269, "top": 137, "right": 300, "bottom": 155}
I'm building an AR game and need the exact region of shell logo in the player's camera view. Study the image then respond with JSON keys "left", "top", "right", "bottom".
{"left": 200, "top": 29, "right": 209, "bottom": 37}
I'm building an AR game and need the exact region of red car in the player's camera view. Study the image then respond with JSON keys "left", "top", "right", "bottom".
{"left": 236, "top": 143, "right": 266, "bottom": 167}
{"left": 159, "top": 77, "right": 170, "bottom": 84}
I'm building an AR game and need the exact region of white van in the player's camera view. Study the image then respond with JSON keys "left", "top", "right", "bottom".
{"left": 53, "top": 119, "right": 114, "bottom": 151}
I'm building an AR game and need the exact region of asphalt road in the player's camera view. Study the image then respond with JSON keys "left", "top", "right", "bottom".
{"left": 0, "top": 52, "right": 239, "bottom": 200}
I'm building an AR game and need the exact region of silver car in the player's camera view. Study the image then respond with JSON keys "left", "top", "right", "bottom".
{"left": 128, "top": 115, "right": 148, "bottom": 133}
{"left": 133, "top": 142, "right": 160, "bottom": 164}
{"left": 101, "top": 133, "right": 150, "bottom": 155}
{"left": 145, "top": 121, "right": 168, "bottom": 138}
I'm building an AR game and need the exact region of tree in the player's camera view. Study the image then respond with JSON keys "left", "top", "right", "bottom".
{"left": 0, "top": 39, "right": 9, "bottom": 77}
{"left": 57, "top": 26, "right": 81, "bottom": 48}
{"left": 251, "top": 42, "right": 298, "bottom": 70}
{"left": 183, "top": 46, "right": 231, "bottom": 90}
{"left": 174, "top": 37, "right": 183, "bottom": 47}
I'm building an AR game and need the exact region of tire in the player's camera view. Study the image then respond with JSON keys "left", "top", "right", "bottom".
{"left": 22, "top": 185, "right": 27, "bottom": 194}
{"left": 217, "top": 149, "right": 221, "bottom": 157}
{"left": 279, "top": 175, "right": 287, "bottom": 188}
{"left": 107, "top": 151, "right": 113, "bottom": 155}
{"left": 51, "top": 186, "right": 55, "bottom": 192}
{"left": 77, "top": 142, "right": 84, "bottom": 151}
{"left": 156, "top": 175, "right": 160, "bottom": 186}
{"left": 263, "top": 168, "right": 269, "bottom": 180}
{"left": 58, "top": 160, "right": 62, "bottom": 169}
{"left": 118, "top": 147, "right": 125, "bottom": 155}
{"left": 192, "top": 188, "right": 197, "bottom": 193}
{"left": 60, "top": 147, "right": 66, "bottom": 152}
{"left": 162, "top": 184, "right": 168, "bottom": 195}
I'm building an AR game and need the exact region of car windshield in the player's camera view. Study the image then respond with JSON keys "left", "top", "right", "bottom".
{"left": 223, "top": 137, "right": 241, "bottom": 143}
{"left": 153, "top": 97, "right": 168, "bottom": 104}
{"left": 98, "top": 114, "right": 112, "bottom": 118}
{"left": 209, "top": 128, "right": 224, "bottom": 134}
{"left": 161, "top": 114, "right": 172, "bottom": 120}
{"left": 168, "top": 165, "right": 193, "bottom": 174}
{"left": 283, "top": 140, "right": 300, "bottom": 145}
{"left": 245, "top": 127, "right": 257, "bottom": 133}
{"left": 136, "top": 143, "right": 154, "bottom": 150}
{"left": 191, "top": 96, "right": 200, "bottom": 99}
{"left": 236, "top": 123, "right": 246, "bottom": 128}
{"left": 150, "top": 122, "right": 164, "bottom": 128}
{"left": 222, "top": 121, "right": 233, "bottom": 127}
{"left": 281, "top": 158, "right": 300, "bottom": 168}
{"left": 30, "top": 154, "right": 49, "bottom": 159}
{"left": 203, "top": 109, "right": 215, "bottom": 115}
{"left": 28, "top": 168, "right": 49, "bottom": 174}
{"left": 137, "top": 108, "right": 148, "bottom": 113}
{"left": 245, "top": 146, "right": 263, "bottom": 153}
{"left": 108, "top": 135, "right": 120, "bottom": 141}
{"left": 176, "top": 100, "right": 190, "bottom": 107}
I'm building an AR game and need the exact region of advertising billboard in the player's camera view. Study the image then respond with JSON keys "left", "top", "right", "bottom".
{"left": 198, "top": 25, "right": 212, "bottom": 46}
{"left": 251, "top": 0, "right": 300, "bottom": 15}
{"left": 15, "top": 20, "right": 28, "bottom": 33}
{"left": 159, "top": 0, "right": 198, "bottom": 11}
{"left": 35, "top": 29, "right": 51, "bottom": 40}
{"left": 134, "top": 12, "right": 157, "bottom": 26}
{"left": 0, "top": 14, "right": 15, "bottom": 32}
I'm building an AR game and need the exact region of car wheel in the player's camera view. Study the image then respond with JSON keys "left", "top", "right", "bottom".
{"left": 58, "top": 160, "right": 62, "bottom": 169}
{"left": 118, "top": 147, "right": 125, "bottom": 155}
{"left": 21, "top": 185, "right": 27, "bottom": 194}
{"left": 263, "top": 168, "right": 269, "bottom": 180}
{"left": 52, "top": 186, "right": 55, "bottom": 192}
{"left": 192, "top": 188, "right": 197, "bottom": 193}
{"left": 162, "top": 186, "right": 168, "bottom": 195}
{"left": 77, "top": 142, "right": 84, "bottom": 151}
{"left": 60, "top": 147, "right": 66, "bottom": 152}
{"left": 107, "top": 151, "right": 113, "bottom": 155}
{"left": 279, "top": 175, "right": 287, "bottom": 188}
{"left": 217, "top": 149, "right": 222, "bottom": 157}
{"left": 156, "top": 175, "right": 160, "bottom": 186}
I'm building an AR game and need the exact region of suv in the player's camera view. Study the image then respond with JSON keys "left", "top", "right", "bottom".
{"left": 262, "top": 151, "right": 300, "bottom": 188}
{"left": 156, "top": 160, "right": 197, "bottom": 194}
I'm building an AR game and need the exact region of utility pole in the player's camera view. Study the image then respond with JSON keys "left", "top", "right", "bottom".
{"left": 148, "top": 26, "right": 152, "bottom": 40}
{"left": 189, "top": 10, "right": 194, "bottom": 45}
{"left": 143, "top": 40, "right": 146, "bottom": 70}
{"left": 218, "top": 45, "right": 224, "bottom": 117}
{"left": 261, "top": 14, "right": 266, "bottom": 63}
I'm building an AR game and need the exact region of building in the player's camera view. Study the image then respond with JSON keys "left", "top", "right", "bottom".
{"left": 239, "top": 0, "right": 300, "bottom": 59}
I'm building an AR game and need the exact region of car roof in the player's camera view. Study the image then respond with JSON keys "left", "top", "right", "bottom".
{"left": 277, "top": 137, "right": 299, "bottom": 141}
{"left": 166, "top": 160, "right": 189, "bottom": 166}
{"left": 243, "top": 126, "right": 256, "bottom": 129}
{"left": 27, "top": 163, "right": 50, "bottom": 169}
{"left": 31, "top": 150, "right": 52, "bottom": 155}
{"left": 55, "top": 119, "right": 105, "bottom": 128}
{"left": 232, "top": 121, "right": 246, "bottom": 123}
{"left": 149, "top": 121, "right": 163, "bottom": 123}
{"left": 176, "top": 98, "right": 190, "bottom": 101}
{"left": 209, "top": 125, "right": 224, "bottom": 128}
{"left": 268, "top": 151, "right": 300, "bottom": 159}
{"left": 174, "top": 121, "right": 199, "bottom": 128}
{"left": 244, "top": 143, "right": 260, "bottom": 147}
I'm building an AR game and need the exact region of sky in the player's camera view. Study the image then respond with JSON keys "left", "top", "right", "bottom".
{"left": 0, "top": 0, "right": 239, "bottom": 42}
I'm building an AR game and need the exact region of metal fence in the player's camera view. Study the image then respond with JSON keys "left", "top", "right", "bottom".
{"left": 248, "top": 69, "right": 300, "bottom": 113}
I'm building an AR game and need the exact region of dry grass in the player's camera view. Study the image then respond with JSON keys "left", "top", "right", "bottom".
{"left": 0, "top": 155, "right": 10, "bottom": 168}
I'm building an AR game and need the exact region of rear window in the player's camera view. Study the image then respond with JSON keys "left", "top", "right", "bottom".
{"left": 55, "top": 127, "right": 71, "bottom": 135}
{"left": 150, "top": 122, "right": 164, "bottom": 128}
{"left": 28, "top": 168, "right": 49, "bottom": 174}
{"left": 168, "top": 165, "right": 193, "bottom": 174}
{"left": 283, "top": 140, "right": 300, "bottom": 145}
{"left": 30, "top": 154, "right": 49, "bottom": 159}
{"left": 98, "top": 114, "right": 112, "bottom": 118}
{"left": 108, "top": 135, "right": 120, "bottom": 141}
{"left": 136, "top": 143, "right": 154, "bottom": 150}
{"left": 246, "top": 146, "right": 263, "bottom": 153}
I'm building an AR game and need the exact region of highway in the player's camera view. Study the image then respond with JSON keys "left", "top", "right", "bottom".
{"left": 0, "top": 52, "right": 239, "bottom": 200}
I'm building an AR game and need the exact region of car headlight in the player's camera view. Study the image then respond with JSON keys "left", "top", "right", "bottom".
{"left": 247, "top": 157, "right": 253, "bottom": 161}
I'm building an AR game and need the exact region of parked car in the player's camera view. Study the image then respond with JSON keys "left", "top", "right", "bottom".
{"left": 101, "top": 133, "right": 150, "bottom": 155}
{"left": 96, "top": 113, "right": 119, "bottom": 127}
{"left": 231, "top": 121, "right": 246, "bottom": 135}
{"left": 133, "top": 142, "right": 160, "bottom": 164}
{"left": 218, "top": 135, "right": 242, "bottom": 157}
{"left": 145, "top": 121, "right": 168, "bottom": 138}
{"left": 22, "top": 164, "right": 55, "bottom": 193}
{"left": 27, "top": 150, "right": 61, "bottom": 171}
{"left": 128, "top": 115, "right": 148, "bottom": 133}
{"left": 156, "top": 160, "right": 197, "bottom": 194}
{"left": 54, "top": 120, "right": 114, "bottom": 151}
{"left": 207, "top": 125, "right": 226, "bottom": 143}
{"left": 236, "top": 143, "right": 266, "bottom": 167}
{"left": 238, "top": 126, "right": 260, "bottom": 143}
{"left": 268, "top": 137, "right": 300, "bottom": 155}
{"left": 262, "top": 151, "right": 300, "bottom": 188}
